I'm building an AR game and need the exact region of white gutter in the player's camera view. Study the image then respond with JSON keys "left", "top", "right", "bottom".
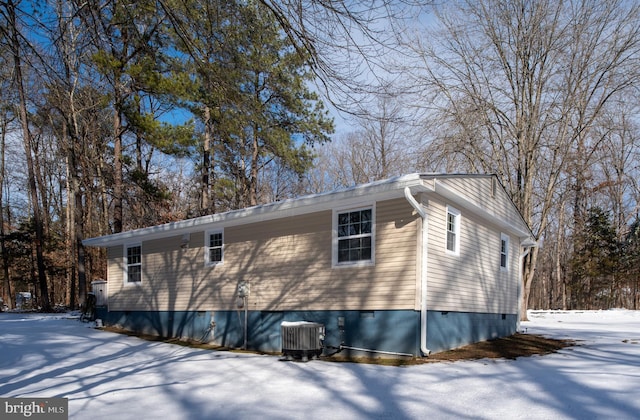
{"left": 404, "top": 187, "right": 431, "bottom": 356}
{"left": 83, "top": 173, "right": 427, "bottom": 248}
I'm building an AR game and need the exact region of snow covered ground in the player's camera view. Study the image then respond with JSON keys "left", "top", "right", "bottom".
{"left": 1, "top": 310, "right": 638, "bottom": 420}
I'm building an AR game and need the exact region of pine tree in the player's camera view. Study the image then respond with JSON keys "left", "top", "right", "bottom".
{"left": 164, "top": 0, "right": 333, "bottom": 212}
{"left": 218, "top": 0, "right": 333, "bottom": 208}
{"left": 570, "top": 207, "right": 620, "bottom": 309}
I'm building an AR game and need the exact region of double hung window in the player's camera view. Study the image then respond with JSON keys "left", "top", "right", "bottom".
{"left": 500, "top": 233, "right": 509, "bottom": 270}
{"left": 206, "top": 230, "right": 224, "bottom": 265}
{"left": 335, "top": 207, "right": 374, "bottom": 265}
{"left": 446, "top": 206, "right": 460, "bottom": 255}
{"left": 125, "top": 244, "right": 142, "bottom": 284}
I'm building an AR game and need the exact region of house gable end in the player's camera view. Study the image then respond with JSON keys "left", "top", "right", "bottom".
{"left": 422, "top": 175, "right": 533, "bottom": 242}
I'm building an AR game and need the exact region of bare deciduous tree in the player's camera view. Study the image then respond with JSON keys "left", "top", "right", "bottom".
{"left": 315, "top": 93, "right": 416, "bottom": 188}
{"left": 0, "top": 0, "right": 51, "bottom": 311}
{"left": 0, "top": 100, "right": 14, "bottom": 310}
{"left": 406, "top": 0, "right": 640, "bottom": 318}
{"left": 258, "top": 0, "right": 425, "bottom": 113}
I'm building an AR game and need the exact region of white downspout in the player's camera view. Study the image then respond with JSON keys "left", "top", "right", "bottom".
{"left": 404, "top": 187, "right": 430, "bottom": 356}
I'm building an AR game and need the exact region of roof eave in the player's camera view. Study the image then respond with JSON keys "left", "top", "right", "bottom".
{"left": 82, "top": 174, "right": 427, "bottom": 248}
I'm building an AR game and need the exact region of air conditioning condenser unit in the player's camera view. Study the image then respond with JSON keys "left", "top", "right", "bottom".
{"left": 281, "top": 321, "right": 325, "bottom": 361}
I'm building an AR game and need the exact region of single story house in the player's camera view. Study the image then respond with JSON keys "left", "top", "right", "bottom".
{"left": 83, "top": 173, "right": 536, "bottom": 357}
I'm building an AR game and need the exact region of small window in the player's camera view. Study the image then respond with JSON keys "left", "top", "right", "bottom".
{"left": 445, "top": 206, "right": 460, "bottom": 255}
{"left": 333, "top": 206, "right": 374, "bottom": 266}
{"left": 205, "top": 230, "right": 224, "bottom": 265}
{"left": 500, "top": 233, "right": 509, "bottom": 271}
{"left": 125, "top": 244, "right": 142, "bottom": 284}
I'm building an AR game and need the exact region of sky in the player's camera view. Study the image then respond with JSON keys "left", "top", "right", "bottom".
{"left": 1, "top": 309, "right": 639, "bottom": 419}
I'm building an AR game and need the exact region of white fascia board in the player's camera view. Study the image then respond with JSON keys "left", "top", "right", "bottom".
{"left": 83, "top": 174, "right": 429, "bottom": 248}
{"left": 433, "top": 179, "right": 535, "bottom": 242}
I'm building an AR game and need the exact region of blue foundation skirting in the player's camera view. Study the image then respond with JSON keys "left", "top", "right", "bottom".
{"left": 95, "top": 307, "right": 517, "bottom": 357}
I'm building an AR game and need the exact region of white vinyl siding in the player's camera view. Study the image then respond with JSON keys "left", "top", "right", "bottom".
{"left": 105, "top": 198, "right": 418, "bottom": 312}
{"left": 436, "top": 176, "right": 527, "bottom": 232}
{"left": 427, "top": 200, "right": 518, "bottom": 314}
{"left": 102, "top": 176, "right": 529, "bottom": 316}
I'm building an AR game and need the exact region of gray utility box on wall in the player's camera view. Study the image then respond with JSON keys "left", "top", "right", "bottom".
{"left": 281, "top": 321, "right": 325, "bottom": 361}
{"left": 91, "top": 280, "right": 107, "bottom": 307}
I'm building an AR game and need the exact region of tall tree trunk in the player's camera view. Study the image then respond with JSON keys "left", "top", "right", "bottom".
{"left": 113, "top": 94, "right": 124, "bottom": 233}
{"left": 250, "top": 125, "right": 259, "bottom": 207}
{"left": 75, "top": 183, "right": 86, "bottom": 308}
{"left": 7, "top": 0, "right": 51, "bottom": 311}
{"left": 33, "top": 137, "right": 50, "bottom": 235}
{"left": 633, "top": 275, "right": 640, "bottom": 311}
{"left": 556, "top": 203, "right": 567, "bottom": 310}
{"left": 0, "top": 114, "right": 12, "bottom": 310}
{"left": 201, "top": 105, "right": 212, "bottom": 215}
{"left": 96, "top": 155, "right": 110, "bottom": 235}
{"left": 65, "top": 136, "right": 75, "bottom": 308}
{"left": 521, "top": 247, "right": 538, "bottom": 321}
{"left": 71, "top": 119, "right": 86, "bottom": 308}
{"left": 67, "top": 127, "right": 86, "bottom": 308}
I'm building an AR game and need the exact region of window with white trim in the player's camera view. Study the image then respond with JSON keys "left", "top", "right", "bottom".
{"left": 445, "top": 206, "right": 460, "bottom": 255}
{"left": 125, "top": 244, "right": 142, "bottom": 284}
{"left": 334, "top": 207, "right": 374, "bottom": 265}
{"left": 500, "top": 233, "right": 509, "bottom": 271}
{"left": 205, "top": 229, "right": 224, "bottom": 266}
